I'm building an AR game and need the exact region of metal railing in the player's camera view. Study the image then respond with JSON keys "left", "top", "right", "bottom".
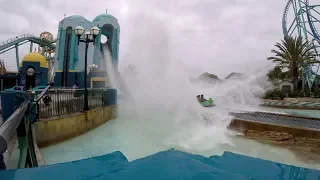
{"left": 0, "top": 86, "right": 50, "bottom": 170}
{"left": 0, "top": 92, "right": 30, "bottom": 153}
{"left": 1, "top": 34, "right": 34, "bottom": 45}
{"left": 36, "top": 88, "right": 105, "bottom": 119}
{"left": 0, "top": 34, "right": 55, "bottom": 49}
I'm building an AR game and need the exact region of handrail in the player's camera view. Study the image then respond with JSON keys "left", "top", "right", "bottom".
{"left": 0, "top": 34, "right": 55, "bottom": 53}
{"left": 33, "top": 88, "right": 107, "bottom": 92}
{"left": 1, "top": 34, "right": 53, "bottom": 45}
{"left": 1, "top": 34, "right": 33, "bottom": 45}
{"left": 0, "top": 92, "right": 30, "bottom": 153}
{"left": 34, "top": 85, "right": 50, "bottom": 102}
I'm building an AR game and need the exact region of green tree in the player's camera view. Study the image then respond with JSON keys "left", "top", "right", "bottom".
{"left": 123, "top": 64, "right": 138, "bottom": 76}
{"left": 267, "top": 66, "right": 288, "bottom": 82}
{"left": 267, "top": 36, "right": 318, "bottom": 91}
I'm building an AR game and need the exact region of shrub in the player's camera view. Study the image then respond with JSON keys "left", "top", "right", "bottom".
{"left": 263, "top": 89, "right": 285, "bottom": 100}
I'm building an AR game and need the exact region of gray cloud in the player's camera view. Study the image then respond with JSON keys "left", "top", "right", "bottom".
{"left": 0, "top": 0, "right": 290, "bottom": 78}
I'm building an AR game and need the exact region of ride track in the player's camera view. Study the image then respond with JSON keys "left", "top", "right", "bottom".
{"left": 282, "top": 0, "right": 320, "bottom": 89}
{"left": 0, "top": 34, "right": 55, "bottom": 71}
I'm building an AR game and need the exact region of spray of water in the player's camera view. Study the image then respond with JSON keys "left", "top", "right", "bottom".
{"left": 40, "top": 6, "right": 320, "bottom": 169}
{"left": 96, "top": 10, "right": 276, "bottom": 154}
{"left": 119, "top": 60, "right": 272, "bottom": 150}
{"left": 103, "top": 44, "right": 118, "bottom": 89}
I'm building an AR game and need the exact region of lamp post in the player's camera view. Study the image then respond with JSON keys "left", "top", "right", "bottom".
{"left": 89, "top": 64, "right": 99, "bottom": 72}
{"left": 75, "top": 26, "right": 100, "bottom": 111}
{"left": 0, "top": 59, "right": 6, "bottom": 92}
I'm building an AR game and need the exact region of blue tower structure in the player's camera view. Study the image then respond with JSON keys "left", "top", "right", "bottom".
{"left": 54, "top": 10, "right": 120, "bottom": 88}
{"left": 92, "top": 12, "right": 120, "bottom": 71}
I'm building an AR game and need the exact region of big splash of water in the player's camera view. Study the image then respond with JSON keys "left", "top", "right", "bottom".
{"left": 103, "top": 44, "right": 118, "bottom": 89}
{"left": 118, "top": 57, "right": 271, "bottom": 152}
{"left": 40, "top": 12, "right": 320, "bottom": 170}
{"left": 103, "top": 12, "right": 275, "bottom": 155}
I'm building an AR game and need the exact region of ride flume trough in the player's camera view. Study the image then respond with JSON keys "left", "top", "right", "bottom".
{"left": 282, "top": 0, "right": 320, "bottom": 90}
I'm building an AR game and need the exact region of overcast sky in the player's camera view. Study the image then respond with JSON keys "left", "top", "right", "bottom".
{"left": 0, "top": 0, "right": 290, "bottom": 78}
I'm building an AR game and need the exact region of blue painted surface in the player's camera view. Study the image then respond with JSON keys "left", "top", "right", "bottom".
{"left": 1, "top": 90, "right": 27, "bottom": 122}
{"left": 20, "top": 62, "right": 48, "bottom": 87}
{"left": 105, "top": 88, "right": 117, "bottom": 106}
{"left": 55, "top": 13, "right": 120, "bottom": 74}
{"left": 1, "top": 90, "right": 17, "bottom": 122}
{"left": 93, "top": 14, "right": 117, "bottom": 22}
{"left": 1, "top": 149, "right": 320, "bottom": 180}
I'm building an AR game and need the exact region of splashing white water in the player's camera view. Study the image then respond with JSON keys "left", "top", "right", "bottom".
{"left": 40, "top": 11, "right": 320, "bottom": 170}
{"left": 119, "top": 62, "right": 270, "bottom": 152}
{"left": 103, "top": 44, "right": 118, "bottom": 89}
{"left": 112, "top": 11, "right": 275, "bottom": 152}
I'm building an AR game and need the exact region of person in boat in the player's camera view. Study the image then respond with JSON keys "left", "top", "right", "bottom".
{"left": 196, "top": 95, "right": 201, "bottom": 102}
{"left": 200, "top": 94, "right": 207, "bottom": 102}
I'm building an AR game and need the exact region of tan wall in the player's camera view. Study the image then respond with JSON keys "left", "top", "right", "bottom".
{"left": 34, "top": 105, "right": 116, "bottom": 147}
{"left": 229, "top": 119, "right": 320, "bottom": 138}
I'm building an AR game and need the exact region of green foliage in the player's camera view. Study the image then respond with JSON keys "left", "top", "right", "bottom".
{"left": 263, "top": 89, "right": 285, "bottom": 100}
{"left": 287, "top": 90, "right": 304, "bottom": 98}
{"left": 123, "top": 64, "right": 138, "bottom": 76}
{"left": 266, "top": 66, "right": 291, "bottom": 82}
{"left": 267, "top": 36, "right": 318, "bottom": 91}
{"left": 263, "top": 88, "right": 320, "bottom": 99}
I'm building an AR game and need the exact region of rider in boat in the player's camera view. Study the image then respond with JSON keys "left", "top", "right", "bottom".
{"left": 196, "top": 95, "right": 201, "bottom": 102}
{"left": 200, "top": 94, "right": 207, "bottom": 102}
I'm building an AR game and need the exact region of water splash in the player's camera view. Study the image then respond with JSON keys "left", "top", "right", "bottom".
{"left": 118, "top": 61, "right": 272, "bottom": 153}
{"left": 111, "top": 11, "right": 276, "bottom": 153}
{"left": 102, "top": 44, "right": 118, "bottom": 89}
{"left": 40, "top": 10, "right": 320, "bottom": 170}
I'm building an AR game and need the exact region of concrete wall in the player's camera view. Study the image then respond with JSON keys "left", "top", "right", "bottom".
{"left": 34, "top": 105, "right": 116, "bottom": 147}
{"left": 229, "top": 119, "right": 320, "bottom": 139}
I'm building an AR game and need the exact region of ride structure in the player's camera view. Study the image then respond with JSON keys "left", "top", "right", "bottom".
{"left": 0, "top": 10, "right": 120, "bottom": 89}
{"left": 0, "top": 33, "right": 56, "bottom": 73}
{"left": 54, "top": 10, "right": 120, "bottom": 88}
{"left": 282, "top": 0, "right": 320, "bottom": 91}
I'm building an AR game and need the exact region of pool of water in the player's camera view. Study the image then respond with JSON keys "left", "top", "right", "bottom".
{"left": 40, "top": 102, "right": 320, "bottom": 170}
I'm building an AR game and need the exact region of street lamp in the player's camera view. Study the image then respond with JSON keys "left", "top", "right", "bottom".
{"left": 75, "top": 26, "right": 100, "bottom": 111}
{"left": 89, "top": 64, "right": 99, "bottom": 72}
{"left": 0, "top": 59, "right": 7, "bottom": 92}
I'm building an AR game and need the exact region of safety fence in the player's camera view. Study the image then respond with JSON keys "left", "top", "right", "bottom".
{"left": 35, "top": 88, "right": 105, "bottom": 119}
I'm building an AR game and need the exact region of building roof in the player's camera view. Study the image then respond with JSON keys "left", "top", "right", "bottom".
{"left": 20, "top": 52, "right": 48, "bottom": 68}
{"left": 93, "top": 14, "right": 117, "bottom": 22}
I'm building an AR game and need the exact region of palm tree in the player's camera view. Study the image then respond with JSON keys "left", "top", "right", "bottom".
{"left": 123, "top": 64, "right": 138, "bottom": 76}
{"left": 267, "top": 36, "right": 318, "bottom": 91}
{"left": 267, "top": 66, "right": 287, "bottom": 83}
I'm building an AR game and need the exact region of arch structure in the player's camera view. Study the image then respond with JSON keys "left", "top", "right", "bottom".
{"left": 282, "top": 0, "right": 320, "bottom": 90}
{"left": 54, "top": 13, "right": 120, "bottom": 88}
